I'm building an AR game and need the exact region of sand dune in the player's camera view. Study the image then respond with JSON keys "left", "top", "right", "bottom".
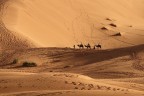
{"left": 0, "top": 44, "right": 144, "bottom": 96}
{"left": 0, "top": 72, "right": 143, "bottom": 96}
{"left": 0, "top": 0, "right": 144, "bottom": 96}
{"left": 2, "top": 0, "right": 144, "bottom": 48}
{"left": 0, "top": 72, "right": 130, "bottom": 93}
{"left": 0, "top": 0, "right": 35, "bottom": 50}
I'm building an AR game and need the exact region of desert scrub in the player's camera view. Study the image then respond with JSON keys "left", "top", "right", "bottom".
{"left": 22, "top": 62, "right": 37, "bottom": 67}
{"left": 12, "top": 59, "right": 18, "bottom": 64}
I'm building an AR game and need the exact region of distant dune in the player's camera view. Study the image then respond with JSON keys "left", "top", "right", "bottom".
{"left": 2, "top": 0, "right": 144, "bottom": 48}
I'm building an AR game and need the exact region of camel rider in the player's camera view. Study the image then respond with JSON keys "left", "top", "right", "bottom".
{"left": 73, "top": 45, "right": 75, "bottom": 49}
{"left": 88, "top": 43, "right": 90, "bottom": 46}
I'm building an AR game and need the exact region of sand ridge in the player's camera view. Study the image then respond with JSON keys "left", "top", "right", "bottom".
{"left": 2, "top": 0, "right": 144, "bottom": 48}
{"left": 0, "top": 0, "right": 144, "bottom": 96}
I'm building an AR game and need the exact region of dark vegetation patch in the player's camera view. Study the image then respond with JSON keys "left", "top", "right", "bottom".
{"left": 22, "top": 62, "right": 37, "bottom": 67}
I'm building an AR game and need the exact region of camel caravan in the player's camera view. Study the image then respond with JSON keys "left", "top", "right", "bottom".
{"left": 74, "top": 43, "right": 101, "bottom": 49}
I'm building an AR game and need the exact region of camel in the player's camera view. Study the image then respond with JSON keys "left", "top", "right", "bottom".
{"left": 77, "top": 44, "right": 84, "bottom": 49}
{"left": 94, "top": 44, "right": 101, "bottom": 49}
{"left": 85, "top": 43, "right": 91, "bottom": 49}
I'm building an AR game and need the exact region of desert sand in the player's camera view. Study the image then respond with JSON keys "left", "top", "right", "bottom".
{"left": 0, "top": 0, "right": 144, "bottom": 96}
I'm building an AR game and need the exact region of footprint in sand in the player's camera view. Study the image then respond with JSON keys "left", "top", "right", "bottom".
{"left": 121, "top": 89, "right": 125, "bottom": 91}
{"left": 117, "top": 88, "right": 120, "bottom": 91}
{"left": 72, "top": 82, "right": 77, "bottom": 85}
{"left": 87, "top": 84, "right": 94, "bottom": 90}
{"left": 113, "top": 88, "right": 116, "bottom": 91}
{"left": 74, "top": 87, "right": 78, "bottom": 89}
{"left": 0, "top": 80, "right": 8, "bottom": 83}
{"left": 17, "top": 83, "right": 22, "bottom": 88}
{"left": 4, "top": 86, "right": 7, "bottom": 89}
{"left": 78, "top": 82, "right": 85, "bottom": 86}
{"left": 106, "top": 87, "right": 111, "bottom": 90}
{"left": 65, "top": 81, "right": 72, "bottom": 84}
{"left": 96, "top": 85, "right": 101, "bottom": 90}
{"left": 65, "top": 81, "right": 68, "bottom": 84}
{"left": 81, "top": 87, "right": 85, "bottom": 90}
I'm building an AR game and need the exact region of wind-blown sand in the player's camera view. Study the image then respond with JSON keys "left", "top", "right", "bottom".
{"left": 0, "top": 0, "right": 144, "bottom": 96}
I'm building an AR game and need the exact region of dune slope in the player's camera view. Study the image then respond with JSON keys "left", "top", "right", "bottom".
{"left": 2, "top": 0, "right": 144, "bottom": 48}
{"left": 0, "top": 0, "right": 35, "bottom": 50}
{"left": 0, "top": 72, "right": 144, "bottom": 96}
{"left": 0, "top": 44, "right": 144, "bottom": 96}
{"left": 0, "top": 0, "right": 144, "bottom": 96}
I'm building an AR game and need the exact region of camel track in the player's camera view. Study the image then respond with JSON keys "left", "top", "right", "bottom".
{"left": 132, "top": 60, "right": 144, "bottom": 72}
